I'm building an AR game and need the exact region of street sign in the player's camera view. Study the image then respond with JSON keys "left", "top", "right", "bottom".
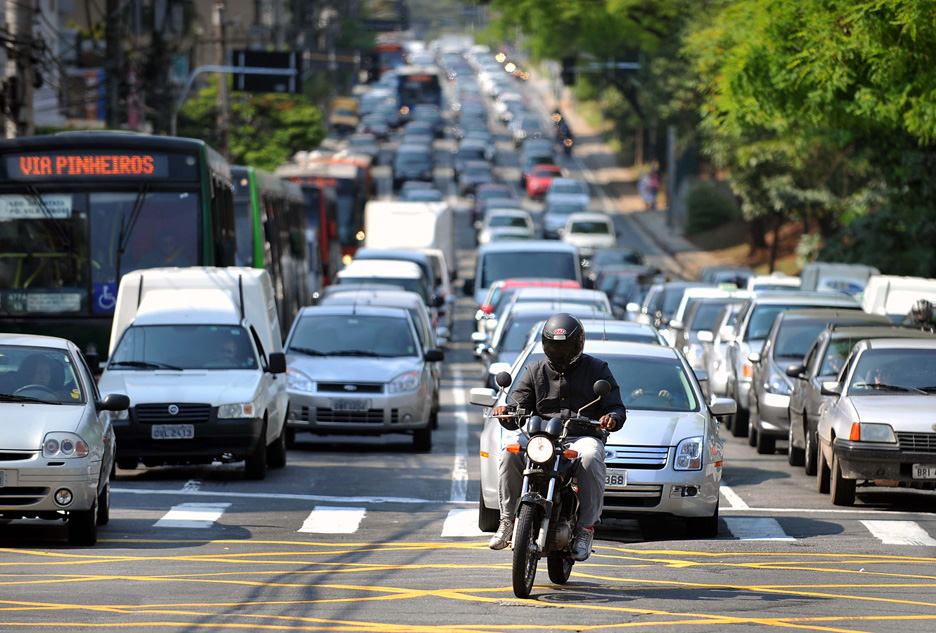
{"left": 231, "top": 50, "right": 301, "bottom": 94}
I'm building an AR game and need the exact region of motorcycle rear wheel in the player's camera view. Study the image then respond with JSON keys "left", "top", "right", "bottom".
{"left": 547, "top": 552, "right": 574, "bottom": 584}
{"left": 512, "top": 504, "right": 542, "bottom": 599}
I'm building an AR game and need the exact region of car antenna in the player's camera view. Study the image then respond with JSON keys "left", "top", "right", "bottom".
{"left": 601, "top": 306, "right": 608, "bottom": 341}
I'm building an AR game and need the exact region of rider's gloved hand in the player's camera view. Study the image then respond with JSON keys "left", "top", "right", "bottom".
{"left": 492, "top": 405, "right": 520, "bottom": 431}
{"left": 599, "top": 412, "right": 624, "bottom": 431}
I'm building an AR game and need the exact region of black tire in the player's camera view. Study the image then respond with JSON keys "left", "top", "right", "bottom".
{"left": 478, "top": 492, "right": 500, "bottom": 533}
{"left": 245, "top": 421, "right": 268, "bottom": 480}
{"left": 756, "top": 430, "right": 776, "bottom": 455}
{"left": 747, "top": 424, "right": 758, "bottom": 447}
{"left": 430, "top": 405, "right": 439, "bottom": 431}
{"left": 512, "top": 504, "right": 541, "bottom": 599}
{"left": 830, "top": 454, "right": 856, "bottom": 506}
{"left": 267, "top": 423, "right": 288, "bottom": 469}
{"left": 97, "top": 481, "right": 110, "bottom": 526}
{"left": 788, "top": 420, "right": 805, "bottom": 466}
{"left": 685, "top": 501, "right": 719, "bottom": 539}
{"left": 285, "top": 428, "right": 296, "bottom": 449}
{"left": 731, "top": 406, "right": 749, "bottom": 437}
{"left": 413, "top": 426, "right": 432, "bottom": 453}
{"left": 547, "top": 553, "right": 574, "bottom": 584}
{"left": 817, "top": 442, "right": 831, "bottom": 494}
{"left": 68, "top": 498, "right": 98, "bottom": 546}
{"left": 804, "top": 426, "right": 818, "bottom": 476}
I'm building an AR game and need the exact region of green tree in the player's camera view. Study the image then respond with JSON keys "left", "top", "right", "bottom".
{"left": 177, "top": 78, "right": 325, "bottom": 172}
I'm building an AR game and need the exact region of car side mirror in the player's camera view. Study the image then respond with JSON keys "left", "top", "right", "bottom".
{"left": 697, "top": 331, "right": 714, "bottom": 343}
{"left": 469, "top": 387, "right": 497, "bottom": 407}
{"left": 710, "top": 398, "right": 737, "bottom": 417}
{"left": 626, "top": 302, "right": 640, "bottom": 313}
{"left": 463, "top": 277, "right": 475, "bottom": 296}
{"left": 820, "top": 381, "right": 841, "bottom": 396}
{"left": 98, "top": 393, "right": 130, "bottom": 412}
{"left": 785, "top": 364, "right": 806, "bottom": 378}
{"left": 267, "top": 352, "right": 287, "bottom": 374}
{"left": 424, "top": 348, "right": 444, "bottom": 362}
{"left": 748, "top": 352, "right": 761, "bottom": 364}
{"left": 488, "top": 362, "right": 511, "bottom": 378}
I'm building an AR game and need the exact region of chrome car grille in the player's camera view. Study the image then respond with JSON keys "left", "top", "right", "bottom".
{"left": 604, "top": 484, "right": 663, "bottom": 508}
{"left": 898, "top": 432, "right": 936, "bottom": 454}
{"left": 606, "top": 445, "right": 669, "bottom": 469}
{"left": 135, "top": 403, "right": 212, "bottom": 424}
{"left": 317, "top": 382, "right": 384, "bottom": 394}
{"left": 0, "top": 487, "right": 49, "bottom": 506}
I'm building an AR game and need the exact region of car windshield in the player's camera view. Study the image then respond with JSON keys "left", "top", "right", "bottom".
{"left": 820, "top": 338, "right": 862, "bottom": 376}
{"left": 489, "top": 216, "right": 528, "bottom": 228}
{"left": 745, "top": 304, "right": 830, "bottom": 341}
{"left": 551, "top": 182, "right": 585, "bottom": 195}
{"left": 847, "top": 348, "right": 936, "bottom": 394}
{"left": 774, "top": 322, "right": 827, "bottom": 360}
{"left": 569, "top": 221, "right": 610, "bottom": 234}
{"left": 481, "top": 252, "right": 578, "bottom": 288}
{"left": 109, "top": 325, "right": 257, "bottom": 371}
{"left": 502, "top": 315, "right": 545, "bottom": 352}
{"left": 514, "top": 353, "right": 697, "bottom": 411}
{"left": 690, "top": 300, "right": 732, "bottom": 332}
{"left": 661, "top": 287, "right": 692, "bottom": 319}
{"left": 0, "top": 345, "right": 84, "bottom": 403}
{"left": 289, "top": 314, "right": 417, "bottom": 357}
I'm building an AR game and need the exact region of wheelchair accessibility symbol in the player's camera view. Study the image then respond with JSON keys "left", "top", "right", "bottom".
{"left": 93, "top": 283, "right": 117, "bottom": 313}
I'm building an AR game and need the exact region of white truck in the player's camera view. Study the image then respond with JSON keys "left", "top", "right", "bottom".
{"left": 364, "top": 201, "right": 456, "bottom": 281}
{"left": 98, "top": 267, "right": 288, "bottom": 479}
{"left": 861, "top": 275, "right": 936, "bottom": 322}
{"left": 799, "top": 262, "right": 879, "bottom": 297}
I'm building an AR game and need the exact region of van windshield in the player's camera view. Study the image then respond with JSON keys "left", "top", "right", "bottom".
{"left": 108, "top": 325, "right": 257, "bottom": 370}
{"left": 480, "top": 252, "right": 577, "bottom": 288}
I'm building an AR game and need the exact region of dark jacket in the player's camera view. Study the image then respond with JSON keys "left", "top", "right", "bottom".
{"left": 507, "top": 354, "right": 626, "bottom": 442}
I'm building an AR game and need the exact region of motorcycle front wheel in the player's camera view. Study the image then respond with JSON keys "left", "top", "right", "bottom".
{"left": 547, "top": 552, "right": 574, "bottom": 584}
{"left": 512, "top": 504, "right": 542, "bottom": 599}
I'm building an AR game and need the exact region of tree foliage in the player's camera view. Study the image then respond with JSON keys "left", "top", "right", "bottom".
{"left": 177, "top": 78, "right": 325, "bottom": 172}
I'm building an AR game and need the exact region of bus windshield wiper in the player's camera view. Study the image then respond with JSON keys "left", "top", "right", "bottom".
{"left": 109, "top": 360, "right": 183, "bottom": 370}
{"left": 115, "top": 183, "right": 151, "bottom": 281}
{"left": 24, "top": 184, "right": 71, "bottom": 248}
{"left": 0, "top": 393, "right": 62, "bottom": 405}
{"left": 289, "top": 347, "right": 329, "bottom": 357}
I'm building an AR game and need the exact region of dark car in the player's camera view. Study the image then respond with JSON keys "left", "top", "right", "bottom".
{"left": 453, "top": 139, "right": 491, "bottom": 176}
{"left": 786, "top": 324, "right": 934, "bottom": 474}
{"left": 747, "top": 309, "right": 891, "bottom": 455}
{"left": 458, "top": 160, "right": 495, "bottom": 197}
{"left": 472, "top": 184, "right": 514, "bottom": 225}
{"left": 392, "top": 144, "right": 434, "bottom": 189}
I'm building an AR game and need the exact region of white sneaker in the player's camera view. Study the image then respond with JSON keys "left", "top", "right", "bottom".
{"left": 489, "top": 518, "right": 513, "bottom": 550}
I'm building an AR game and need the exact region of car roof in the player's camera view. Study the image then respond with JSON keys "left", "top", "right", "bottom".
{"left": 337, "top": 260, "right": 423, "bottom": 278}
{"left": 862, "top": 338, "right": 936, "bottom": 350}
{"left": 501, "top": 278, "right": 581, "bottom": 289}
{"left": 479, "top": 240, "right": 579, "bottom": 254}
{"left": 527, "top": 339, "right": 680, "bottom": 359}
{"left": 747, "top": 291, "right": 860, "bottom": 306}
{"left": 550, "top": 177, "right": 583, "bottom": 186}
{"left": 827, "top": 325, "right": 935, "bottom": 340}
{"left": 0, "top": 333, "right": 72, "bottom": 350}
{"left": 319, "top": 289, "right": 425, "bottom": 309}
{"left": 296, "top": 304, "right": 410, "bottom": 319}
{"left": 567, "top": 212, "right": 612, "bottom": 223}
{"left": 515, "top": 287, "right": 606, "bottom": 299}
{"left": 355, "top": 248, "right": 431, "bottom": 263}
{"left": 775, "top": 309, "right": 888, "bottom": 322}
{"left": 487, "top": 209, "right": 531, "bottom": 218}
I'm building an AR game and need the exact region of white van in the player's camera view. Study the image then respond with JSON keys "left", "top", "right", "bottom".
{"left": 799, "top": 262, "right": 879, "bottom": 297}
{"left": 464, "top": 241, "right": 582, "bottom": 306}
{"left": 363, "top": 201, "right": 456, "bottom": 280}
{"left": 862, "top": 275, "right": 936, "bottom": 322}
{"left": 98, "top": 267, "right": 288, "bottom": 480}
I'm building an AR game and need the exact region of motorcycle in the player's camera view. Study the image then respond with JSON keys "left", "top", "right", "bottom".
{"left": 488, "top": 371, "right": 611, "bottom": 598}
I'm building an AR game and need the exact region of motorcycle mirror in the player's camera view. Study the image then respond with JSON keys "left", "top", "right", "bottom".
{"left": 495, "top": 371, "right": 513, "bottom": 389}
{"left": 593, "top": 380, "right": 611, "bottom": 397}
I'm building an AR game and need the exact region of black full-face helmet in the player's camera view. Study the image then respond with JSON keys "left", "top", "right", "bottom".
{"left": 542, "top": 313, "right": 585, "bottom": 372}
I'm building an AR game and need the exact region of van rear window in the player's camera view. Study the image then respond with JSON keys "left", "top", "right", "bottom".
{"left": 481, "top": 252, "right": 577, "bottom": 288}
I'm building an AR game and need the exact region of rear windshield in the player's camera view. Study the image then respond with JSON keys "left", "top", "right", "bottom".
{"left": 489, "top": 216, "right": 528, "bottom": 228}
{"left": 481, "top": 252, "right": 578, "bottom": 289}
{"left": 569, "top": 221, "right": 610, "bottom": 234}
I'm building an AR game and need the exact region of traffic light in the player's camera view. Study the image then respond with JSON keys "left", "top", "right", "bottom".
{"left": 560, "top": 57, "right": 576, "bottom": 86}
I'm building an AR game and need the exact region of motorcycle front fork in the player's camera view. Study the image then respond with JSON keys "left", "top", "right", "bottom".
{"left": 511, "top": 472, "right": 556, "bottom": 553}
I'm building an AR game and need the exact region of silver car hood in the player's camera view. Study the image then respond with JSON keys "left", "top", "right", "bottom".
{"left": 605, "top": 409, "right": 707, "bottom": 447}
{"left": 849, "top": 396, "right": 936, "bottom": 426}
{"left": 287, "top": 355, "right": 423, "bottom": 383}
{"left": 0, "top": 404, "right": 85, "bottom": 450}
{"left": 99, "top": 371, "right": 263, "bottom": 406}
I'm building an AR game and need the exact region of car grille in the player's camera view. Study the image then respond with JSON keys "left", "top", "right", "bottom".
{"left": 315, "top": 408, "right": 393, "bottom": 424}
{"left": 604, "top": 484, "right": 663, "bottom": 508}
{"left": 134, "top": 403, "right": 212, "bottom": 425}
{"left": 606, "top": 446, "right": 669, "bottom": 469}
{"left": 317, "top": 382, "right": 384, "bottom": 394}
{"left": 0, "top": 452, "right": 34, "bottom": 462}
{"left": 0, "top": 487, "right": 49, "bottom": 506}
{"left": 898, "top": 432, "right": 936, "bottom": 454}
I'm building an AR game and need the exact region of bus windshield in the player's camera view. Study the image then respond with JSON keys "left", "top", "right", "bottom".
{"left": 398, "top": 73, "right": 442, "bottom": 108}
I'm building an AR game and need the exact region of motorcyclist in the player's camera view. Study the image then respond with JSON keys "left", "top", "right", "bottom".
{"left": 908, "top": 299, "right": 935, "bottom": 331}
{"left": 488, "top": 313, "right": 626, "bottom": 560}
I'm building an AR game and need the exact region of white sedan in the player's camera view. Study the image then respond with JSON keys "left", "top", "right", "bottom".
{"left": 478, "top": 210, "right": 536, "bottom": 246}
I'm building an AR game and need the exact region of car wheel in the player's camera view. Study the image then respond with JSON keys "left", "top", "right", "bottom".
{"left": 830, "top": 454, "right": 856, "bottom": 506}
{"left": 817, "top": 441, "right": 831, "bottom": 494}
{"left": 267, "top": 422, "right": 287, "bottom": 469}
{"left": 97, "top": 481, "right": 110, "bottom": 526}
{"left": 804, "top": 423, "right": 818, "bottom": 476}
{"left": 788, "top": 416, "right": 805, "bottom": 466}
{"left": 730, "top": 393, "right": 748, "bottom": 437}
{"left": 245, "top": 420, "right": 268, "bottom": 480}
{"left": 413, "top": 426, "right": 432, "bottom": 453}
{"left": 747, "top": 423, "right": 758, "bottom": 447}
{"left": 479, "top": 491, "right": 499, "bottom": 533}
{"left": 285, "top": 428, "right": 297, "bottom": 449}
{"left": 685, "top": 502, "right": 719, "bottom": 539}
{"left": 67, "top": 497, "right": 98, "bottom": 546}
{"left": 756, "top": 429, "right": 776, "bottom": 455}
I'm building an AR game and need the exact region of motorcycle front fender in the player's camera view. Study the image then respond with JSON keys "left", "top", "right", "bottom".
{"left": 520, "top": 491, "right": 553, "bottom": 519}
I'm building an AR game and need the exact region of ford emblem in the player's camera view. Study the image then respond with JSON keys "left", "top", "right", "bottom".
{"left": 344, "top": 384, "right": 357, "bottom": 391}
{"left": 605, "top": 449, "right": 615, "bottom": 459}
{"left": 168, "top": 404, "right": 179, "bottom": 416}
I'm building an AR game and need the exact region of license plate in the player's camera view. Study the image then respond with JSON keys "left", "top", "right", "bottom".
{"left": 606, "top": 468, "right": 627, "bottom": 487}
{"left": 151, "top": 424, "right": 195, "bottom": 440}
{"left": 912, "top": 464, "right": 936, "bottom": 479}
{"left": 332, "top": 399, "right": 370, "bottom": 412}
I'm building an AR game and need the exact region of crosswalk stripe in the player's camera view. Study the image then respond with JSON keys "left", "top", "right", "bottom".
{"left": 154, "top": 502, "right": 230, "bottom": 528}
{"left": 298, "top": 506, "right": 367, "bottom": 534}
{"left": 723, "top": 517, "right": 793, "bottom": 541}
{"left": 861, "top": 520, "right": 936, "bottom": 546}
{"left": 441, "top": 509, "right": 484, "bottom": 537}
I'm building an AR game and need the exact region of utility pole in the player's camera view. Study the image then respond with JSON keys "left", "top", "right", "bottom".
{"left": 105, "top": 0, "right": 121, "bottom": 128}
{"left": 5, "top": 0, "right": 35, "bottom": 138}
{"left": 214, "top": 0, "right": 230, "bottom": 158}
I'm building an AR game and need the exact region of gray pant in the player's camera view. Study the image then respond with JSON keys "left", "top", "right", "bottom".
{"left": 497, "top": 435, "right": 606, "bottom": 529}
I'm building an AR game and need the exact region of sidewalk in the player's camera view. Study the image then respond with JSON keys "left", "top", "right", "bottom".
{"left": 525, "top": 69, "right": 729, "bottom": 281}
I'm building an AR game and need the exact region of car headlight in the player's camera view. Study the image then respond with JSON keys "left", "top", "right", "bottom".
{"left": 765, "top": 370, "right": 792, "bottom": 395}
{"left": 849, "top": 422, "right": 897, "bottom": 443}
{"left": 674, "top": 436, "right": 703, "bottom": 470}
{"left": 42, "top": 432, "right": 89, "bottom": 459}
{"left": 526, "top": 435, "right": 555, "bottom": 463}
{"left": 218, "top": 401, "right": 259, "bottom": 419}
{"left": 388, "top": 370, "right": 420, "bottom": 394}
{"left": 286, "top": 368, "right": 314, "bottom": 392}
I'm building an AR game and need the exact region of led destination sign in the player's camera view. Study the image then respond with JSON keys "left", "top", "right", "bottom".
{"left": 4, "top": 152, "right": 175, "bottom": 180}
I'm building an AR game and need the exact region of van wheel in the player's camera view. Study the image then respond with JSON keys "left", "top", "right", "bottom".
{"left": 267, "top": 423, "right": 287, "bottom": 469}
{"left": 413, "top": 427, "right": 432, "bottom": 452}
{"left": 245, "top": 421, "right": 268, "bottom": 480}
{"left": 68, "top": 498, "right": 98, "bottom": 546}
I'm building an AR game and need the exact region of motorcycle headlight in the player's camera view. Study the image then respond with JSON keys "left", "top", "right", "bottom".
{"left": 526, "top": 435, "right": 555, "bottom": 464}
{"left": 674, "top": 436, "right": 703, "bottom": 470}
{"left": 286, "top": 368, "right": 314, "bottom": 392}
{"left": 218, "top": 401, "right": 259, "bottom": 419}
{"left": 389, "top": 370, "right": 420, "bottom": 393}
{"left": 42, "top": 432, "right": 89, "bottom": 459}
